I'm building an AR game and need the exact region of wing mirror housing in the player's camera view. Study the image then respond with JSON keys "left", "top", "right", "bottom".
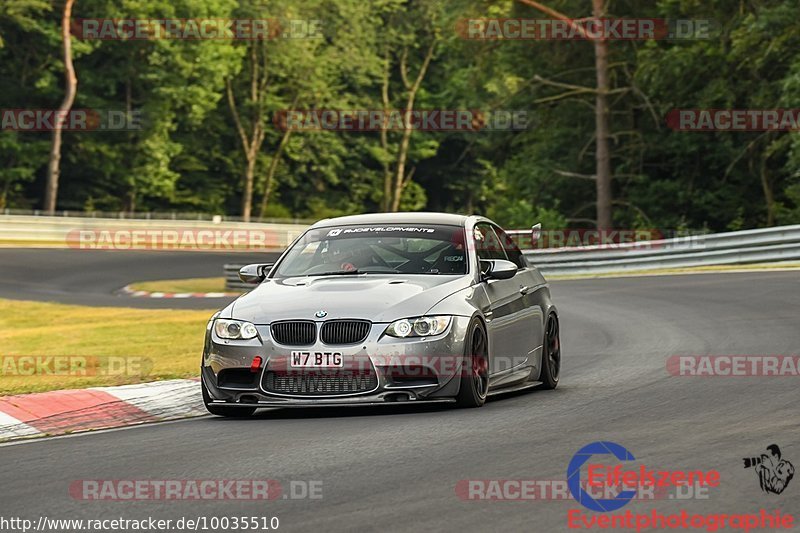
{"left": 238, "top": 263, "right": 274, "bottom": 284}
{"left": 480, "top": 259, "right": 518, "bottom": 281}
{"left": 531, "top": 223, "right": 542, "bottom": 248}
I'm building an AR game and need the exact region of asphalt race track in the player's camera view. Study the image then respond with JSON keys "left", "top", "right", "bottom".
{"left": 1, "top": 270, "right": 798, "bottom": 532}
{"left": 0, "top": 249, "right": 279, "bottom": 309}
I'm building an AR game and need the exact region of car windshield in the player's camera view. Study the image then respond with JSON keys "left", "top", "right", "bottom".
{"left": 273, "top": 224, "right": 468, "bottom": 277}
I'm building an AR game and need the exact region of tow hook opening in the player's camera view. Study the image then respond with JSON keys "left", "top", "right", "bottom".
{"left": 239, "top": 394, "right": 259, "bottom": 404}
{"left": 384, "top": 392, "right": 412, "bottom": 402}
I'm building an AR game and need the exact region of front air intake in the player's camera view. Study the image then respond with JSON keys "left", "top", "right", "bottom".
{"left": 270, "top": 321, "right": 316, "bottom": 346}
{"left": 320, "top": 320, "right": 371, "bottom": 345}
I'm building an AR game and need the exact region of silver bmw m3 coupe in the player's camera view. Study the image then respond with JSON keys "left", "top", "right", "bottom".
{"left": 201, "top": 212, "right": 560, "bottom": 415}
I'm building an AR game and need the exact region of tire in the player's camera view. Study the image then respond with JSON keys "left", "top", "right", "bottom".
{"left": 455, "top": 318, "right": 490, "bottom": 408}
{"left": 202, "top": 377, "right": 257, "bottom": 418}
{"left": 539, "top": 313, "right": 561, "bottom": 390}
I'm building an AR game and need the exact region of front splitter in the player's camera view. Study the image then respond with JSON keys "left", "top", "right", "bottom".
{"left": 207, "top": 398, "right": 456, "bottom": 408}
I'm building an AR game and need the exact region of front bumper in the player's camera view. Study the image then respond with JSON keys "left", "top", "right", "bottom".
{"left": 201, "top": 316, "right": 472, "bottom": 407}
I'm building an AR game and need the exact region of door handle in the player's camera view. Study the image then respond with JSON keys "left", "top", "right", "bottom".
{"left": 519, "top": 285, "right": 532, "bottom": 295}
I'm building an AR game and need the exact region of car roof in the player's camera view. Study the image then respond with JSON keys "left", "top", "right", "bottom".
{"left": 310, "top": 212, "right": 474, "bottom": 229}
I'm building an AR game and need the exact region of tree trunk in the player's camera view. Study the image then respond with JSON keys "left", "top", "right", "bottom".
{"left": 516, "top": 0, "right": 614, "bottom": 229}
{"left": 258, "top": 127, "right": 293, "bottom": 218}
{"left": 242, "top": 154, "right": 256, "bottom": 222}
{"left": 226, "top": 44, "right": 268, "bottom": 223}
{"left": 380, "top": 50, "right": 393, "bottom": 212}
{"left": 592, "top": 0, "right": 612, "bottom": 229}
{"left": 1, "top": 176, "right": 9, "bottom": 209}
{"left": 759, "top": 155, "right": 775, "bottom": 226}
{"left": 125, "top": 189, "right": 136, "bottom": 214}
{"left": 44, "top": 0, "right": 77, "bottom": 214}
{"left": 391, "top": 119, "right": 414, "bottom": 212}
{"left": 389, "top": 43, "right": 435, "bottom": 212}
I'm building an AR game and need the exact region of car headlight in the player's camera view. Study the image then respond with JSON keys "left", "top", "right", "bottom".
{"left": 214, "top": 319, "right": 259, "bottom": 340}
{"left": 385, "top": 316, "right": 451, "bottom": 338}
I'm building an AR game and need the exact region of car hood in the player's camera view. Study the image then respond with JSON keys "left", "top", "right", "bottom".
{"left": 230, "top": 274, "right": 472, "bottom": 324}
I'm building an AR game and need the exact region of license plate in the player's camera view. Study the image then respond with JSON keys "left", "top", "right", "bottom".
{"left": 290, "top": 351, "right": 343, "bottom": 368}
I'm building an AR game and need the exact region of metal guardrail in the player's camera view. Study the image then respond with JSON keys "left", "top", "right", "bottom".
{"left": 0, "top": 214, "right": 308, "bottom": 250}
{"left": 521, "top": 224, "right": 800, "bottom": 275}
{"left": 0, "top": 208, "right": 314, "bottom": 225}
{"left": 223, "top": 225, "right": 800, "bottom": 287}
{"left": 224, "top": 264, "right": 251, "bottom": 291}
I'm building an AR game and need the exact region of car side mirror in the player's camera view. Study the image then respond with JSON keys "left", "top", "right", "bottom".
{"left": 531, "top": 223, "right": 542, "bottom": 247}
{"left": 480, "top": 259, "right": 518, "bottom": 281}
{"left": 238, "top": 263, "right": 274, "bottom": 284}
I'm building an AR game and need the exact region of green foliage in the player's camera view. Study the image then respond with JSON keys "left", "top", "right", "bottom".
{"left": 487, "top": 201, "right": 568, "bottom": 231}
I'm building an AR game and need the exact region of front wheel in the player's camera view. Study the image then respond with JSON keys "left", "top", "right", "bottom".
{"left": 539, "top": 313, "right": 561, "bottom": 390}
{"left": 202, "top": 377, "right": 256, "bottom": 418}
{"left": 455, "top": 318, "right": 489, "bottom": 408}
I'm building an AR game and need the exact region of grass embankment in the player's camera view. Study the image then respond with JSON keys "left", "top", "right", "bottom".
{"left": 0, "top": 298, "right": 216, "bottom": 395}
{"left": 127, "top": 277, "right": 229, "bottom": 294}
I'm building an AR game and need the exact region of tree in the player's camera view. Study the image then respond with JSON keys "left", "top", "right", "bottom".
{"left": 516, "top": 0, "right": 612, "bottom": 228}
{"left": 373, "top": 0, "right": 448, "bottom": 212}
{"left": 0, "top": 0, "right": 52, "bottom": 209}
{"left": 43, "top": 0, "right": 76, "bottom": 214}
{"left": 226, "top": 42, "right": 267, "bottom": 223}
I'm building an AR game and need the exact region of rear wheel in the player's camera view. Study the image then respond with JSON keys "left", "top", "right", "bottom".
{"left": 539, "top": 313, "right": 561, "bottom": 390}
{"left": 455, "top": 318, "right": 489, "bottom": 408}
{"left": 202, "top": 377, "right": 257, "bottom": 417}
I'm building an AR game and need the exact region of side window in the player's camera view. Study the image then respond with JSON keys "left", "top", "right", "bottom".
{"left": 474, "top": 223, "right": 508, "bottom": 261}
{"left": 495, "top": 227, "right": 526, "bottom": 268}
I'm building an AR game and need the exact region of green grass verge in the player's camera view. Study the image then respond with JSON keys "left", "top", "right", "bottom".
{"left": 0, "top": 298, "right": 216, "bottom": 396}
{"left": 127, "top": 277, "right": 230, "bottom": 294}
